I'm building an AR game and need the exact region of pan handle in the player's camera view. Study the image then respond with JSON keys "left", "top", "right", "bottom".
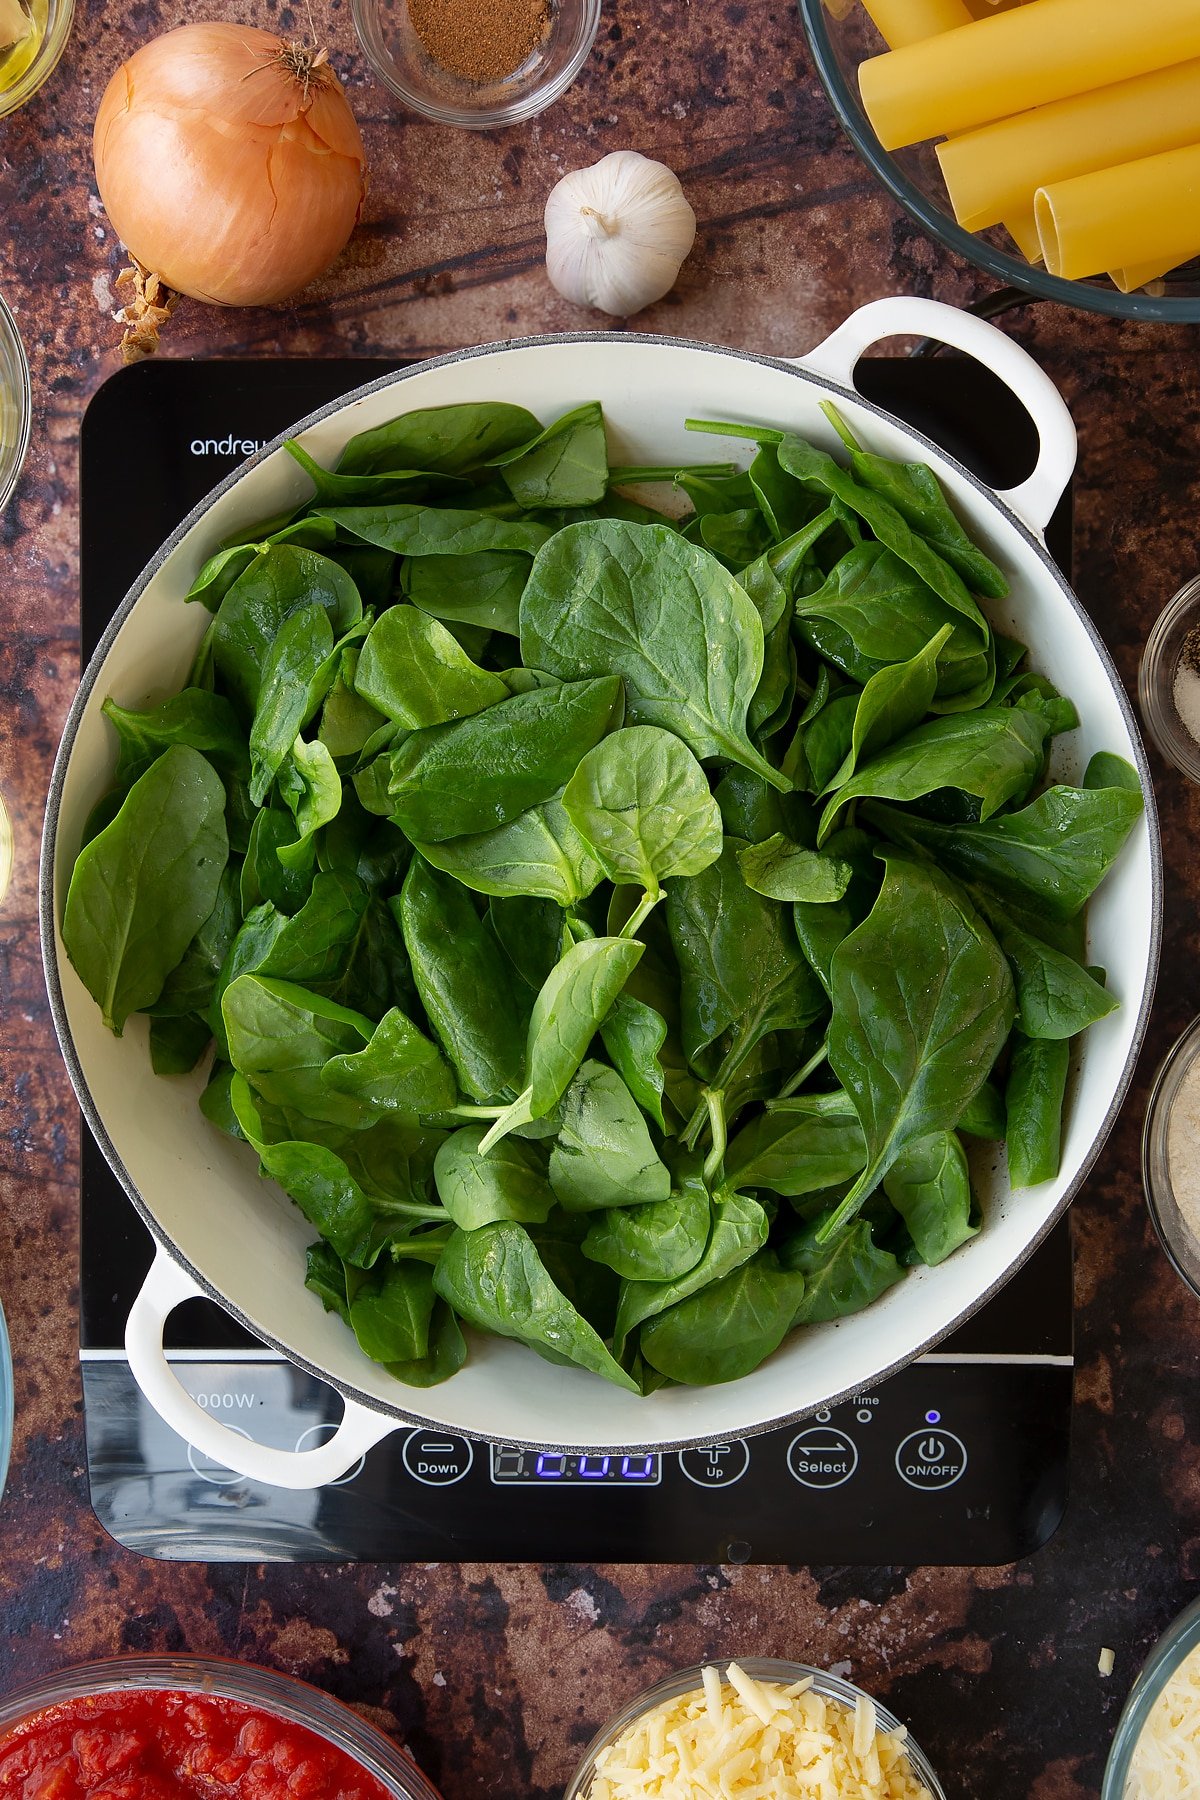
{"left": 125, "top": 1246, "right": 402, "bottom": 1490}
{"left": 798, "top": 296, "right": 1077, "bottom": 537}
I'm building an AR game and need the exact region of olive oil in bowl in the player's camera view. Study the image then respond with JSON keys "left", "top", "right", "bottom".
{"left": 0, "top": 0, "right": 71, "bottom": 116}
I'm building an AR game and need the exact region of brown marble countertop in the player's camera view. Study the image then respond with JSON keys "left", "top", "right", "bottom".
{"left": 2, "top": 1, "right": 1200, "bottom": 1795}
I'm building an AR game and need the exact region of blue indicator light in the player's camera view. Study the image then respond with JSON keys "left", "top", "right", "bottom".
{"left": 925, "top": 1409, "right": 941, "bottom": 1425}
{"left": 579, "top": 1455, "right": 610, "bottom": 1478}
{"left": 621, "top": 1455, "right": 654, "bottom": 1480}
{"left": 536, "top": 1453, "right": 566, "bottom": 1478}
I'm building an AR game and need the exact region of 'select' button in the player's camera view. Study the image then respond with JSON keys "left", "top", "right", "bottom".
{"left": 786, "top": 1426, "right": 858, "bottom": 1489}
{"left": 895, "top": 1428, "right": 967, "bottom": 1491}
{"left": 402, "top": 1430, "right": 474, "bottom": 1486}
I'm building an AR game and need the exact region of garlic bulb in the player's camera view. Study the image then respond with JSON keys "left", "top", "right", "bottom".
{"left": 544, "top": 150, "right": 697, "bottom": 318}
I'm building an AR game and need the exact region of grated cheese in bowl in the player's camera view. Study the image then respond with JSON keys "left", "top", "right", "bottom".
{"left": 1125, "top": 1640, "right": 1200, "bottom": 1800}
{"left": 567, "top": 1659, "right": 942, "bottom": 1800}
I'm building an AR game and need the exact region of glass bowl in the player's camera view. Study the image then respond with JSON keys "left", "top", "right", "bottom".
{"left": 351, "top": 0, "right": 600, "bottom": 128}
{"left": 0, "top": 291, "right": 30, "bottom": 516}
{"left": 0, "top": 0, "right": 74, "bottom": 120}
{"left": 795, "top": 0, "right": 1200, "bottom": 322}
{"left": 1139, "top": 576, "right": 1200, "bottom": 783}
{"left": 1141, "top": 1014, "right": 1200, "bottom": 1303}
{"left": 1102, "top": 1596, "right": 1200, "bottom": 1797}
{"left": 563, "top": 1658, "right": 946, "bottom": 1799}
{"left": 0, "top": 1657, "right": 443, "bottom": 1800}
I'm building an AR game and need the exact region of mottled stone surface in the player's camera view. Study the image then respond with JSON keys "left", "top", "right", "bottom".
{"left": 0, "top": 0, "right": 1199, "bottom": 1795}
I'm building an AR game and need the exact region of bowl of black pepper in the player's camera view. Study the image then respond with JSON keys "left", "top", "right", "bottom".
{"left": 351, "top": 0, "right": 601, "bottom": 128}
{"left": 1139, "top": 575, "right": 1200, "bottom": 783}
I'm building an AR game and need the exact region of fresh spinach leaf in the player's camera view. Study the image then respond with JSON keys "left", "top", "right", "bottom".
{"left": 666, "top": 839, "right": 826, "bottom": 1070}
{"left": 488, "top": 402, "right": 609, "bottom": 507}
{"left": 211, "top": 546, "right": 362, "bottom": 714}
{"left": 820, "top": 405, "right": 1008, "bottom": 600}
{"left": 825, "top": 624, "right": 953, "bottom": 791}
{"left": 863, "top": 776, "right": 1144, "bottom": 920}
{"left": 397, "top": 857, "right": 528, "bottom": 1101}
{"left": 781, "top": 1216, "right": 902, "bottom": 1322}
{"left": 348, "top": 1258, "right": 439, "bottom": 1365}
{"left": 822, "top": 853, "right": 1014, "bottom": 1240}
{"left": 976, "top": 894, "right": 1118, "bottom": 1039}
{"left": 102, "top": 690, "right": 248, "bottom": 789}
{"left": 777, "top": 436, "right": 989, "bottom": 635}
{"left": 337, "top": 402, "right": 542, "bottom": 477}
{"left": 355, "top": 606, "right": 509, "bottom": 728}
{"left": 321, "top": 503, "right": 552, "bottom": 559}
{"left": 958, "top": 1081, "right": 1006, "bottom": 1140}
{"left": 322, "top": 1007, "right": 457, "bottom": 1118}
{"left": 599, "top": 992, "right": 668, "bottom": 1131}
{"left": 433, "top": 1222, "right": 640, "bottom": 1392}
{"left": 387, "top": 676, "right": 622, "bottom": 843}
{"left": 407, "top": 551, "right": 528, "bottom": 636}
{"left": 319, "top": 647, "right": 389, "bottom": 759}
{"left": 412, "top": 791, "right": 605, "bottom": 908}
{"left": 817, "top": 706, "right": 1049, "bottom": 845}
{"left": 277, "top": 737, "right": 343, "bottom": 867}
{"left": 433, "top": 1125, "right": 556, "bottom": 1229}
{"left": 63, "top": 746, "right": 230, "bottom": 1034}
{"left": 520, "top": 519, "right": 789, "bottom": 790}
{"left": 305, "top": 1240, "right": 351, "bottom": 1323}
{"left": 230, "top": 1077, "right": 444, "bottom": 1267}
{"left": 735, "top": 833, "right": 852, "bottom": 904}
{"left": 480, "top": 935, "right": 645, "bottom": 1144}
{"left": 1005, "top": 1032, "right": 1070, "bottom": 1187}
{"left": 883, "top": 1129, "right": 977, "bottom": 1265}
{"left": 639, "top": 1251, "right": 808, "bottom": 1385}
{"left": 613, "top": 1191, "right": 768, "bottom": 1355}
{"left": 148, "top": 1012, "right": 212, "bottom": 1075}
{"left": 248, "top": 603, "right": 343, "bottom": 805}
{"left": 725, "top": 1092, "right": 865, "bottom": 1196}
{"left": 548, "top": 1061, "right": 671, "bottom": 1211}
{"left": 793, "top": 544, "right": 990, "bottom": 698}
{"left": 581, "top": 1162, "right": 711, "bottom": 1282}
{"left": 152, "top": 863, "right": 242, "bottom": 1021}
{"left": 240, "top": 804, "right": 313, "bottom": 915}
{"left": 222, "top": 975, "right": 374, "bottom": 1128}
{"left": 562, "top": 725, "right": 723, "bottom": 901}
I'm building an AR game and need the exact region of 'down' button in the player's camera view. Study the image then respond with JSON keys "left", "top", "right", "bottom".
{"left": 786, "top": 1427, "right": 858, "bottom": 1489}
{"left": 402, "top": 1430, "right": 474, "bottom": 1486}
{"left": 895, "top": 1429, "right": 967, "bottom": 1491}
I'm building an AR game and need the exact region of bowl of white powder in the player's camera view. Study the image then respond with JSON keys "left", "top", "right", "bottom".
{"left": 1142, "top": 1017, "right": 1200, "bottom": 1300}
{"left": 1139, "top": 577, "right": 1200, "bottom": 783}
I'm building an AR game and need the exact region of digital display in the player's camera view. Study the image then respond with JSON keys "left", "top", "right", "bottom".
{"left": 490, "top": 1447, "right": 662, "bottom": 1486}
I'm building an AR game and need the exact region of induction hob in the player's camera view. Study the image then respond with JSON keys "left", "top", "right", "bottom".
{"left": 78, "top": 353, "right": 1075, "bottom": 1565}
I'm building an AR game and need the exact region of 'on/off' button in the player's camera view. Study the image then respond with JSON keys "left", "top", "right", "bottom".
{"left": 895, "top": 1429, "right": 967, "bottom": 1491}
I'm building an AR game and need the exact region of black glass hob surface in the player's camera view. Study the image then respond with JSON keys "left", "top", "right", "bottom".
{"left": 78, "top": 354, "right": 1075, "bottom": 1566}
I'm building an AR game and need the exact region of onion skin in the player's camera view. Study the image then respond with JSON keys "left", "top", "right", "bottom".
{"left": 93, "top": 23, "right": 367, "bottom": 308}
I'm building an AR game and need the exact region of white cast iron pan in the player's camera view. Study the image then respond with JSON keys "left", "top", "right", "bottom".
{"left": 42, "top": 298, "right": 1161, "bottom": 1488}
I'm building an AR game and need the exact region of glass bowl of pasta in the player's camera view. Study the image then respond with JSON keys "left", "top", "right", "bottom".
{"left": 797, "top": 0, "right": 1200, "bottom": 322}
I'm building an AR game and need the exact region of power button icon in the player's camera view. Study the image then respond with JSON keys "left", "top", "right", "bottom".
{"left": 895, "top": 1428, "right": 967, "bottom": 1491}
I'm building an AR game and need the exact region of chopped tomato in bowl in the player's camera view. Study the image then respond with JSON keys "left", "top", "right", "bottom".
{"left": 0, "top": 1660, "right": 442, "bottom": 1800}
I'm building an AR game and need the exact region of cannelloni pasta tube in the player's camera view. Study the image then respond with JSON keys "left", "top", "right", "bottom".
{"left": 861, "top": 0, "right": 971, "bottom": 49}
{"left": 937, "top": 59, "right": 1200, "bottom": 231}
{"left": 860, "top": 0, "right": 1200, "bottom": 150}
{"left": 1035, "top": 141, "right": 1200, "bottom": 279}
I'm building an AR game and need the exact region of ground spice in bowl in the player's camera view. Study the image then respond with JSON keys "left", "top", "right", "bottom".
{"left": 1173, "top": 625, "right": 1200, "bottom": 748}
{"left": 409, "top": 0, "right": 550, "bottom": 82}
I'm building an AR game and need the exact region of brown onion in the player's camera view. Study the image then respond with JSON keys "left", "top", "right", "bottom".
{"left": 93, "top": 22, "right": 367, "bottom": 308}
